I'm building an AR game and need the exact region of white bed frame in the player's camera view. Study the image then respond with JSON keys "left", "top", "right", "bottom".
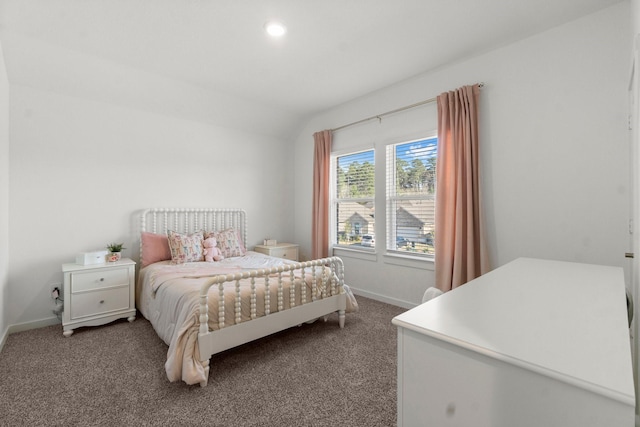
{"left": 139, "top": 208, "right": 347, "bottom": 387}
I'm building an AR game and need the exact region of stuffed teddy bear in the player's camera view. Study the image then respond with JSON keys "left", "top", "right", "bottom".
{"left": 203, "top": 237, "right": 224, "bottom": 262}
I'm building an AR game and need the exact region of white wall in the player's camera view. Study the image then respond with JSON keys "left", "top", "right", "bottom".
{"left": 0, "top": 32, "right": 299, "bottom": 141}
{"left": 633, "top": 0, "right": 640, "bottom": 41}
{"left": 627, "top": 0, "right": 640, "bottom": 419}
{"left": 7, "top": 85, "right": 295, "bottom": 329}
{"left": 0, "top": 40, "right": 10, "bottom": 344}
{"left": 294, "top": 3, "right": 631, "bottom": 307}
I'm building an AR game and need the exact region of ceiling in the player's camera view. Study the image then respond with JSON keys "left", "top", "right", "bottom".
{"left": 0, "top": 0, "right": 625, "bottom": 138}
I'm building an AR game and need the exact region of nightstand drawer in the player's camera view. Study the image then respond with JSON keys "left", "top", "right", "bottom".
{"left": 70, "top": 286, "right": 130, "bottom": 320}
{"left": 254, "top": 243, "right": 299, "bottom": 261}
{"left": 71, "top": 268, "right": 130, "bottom": 292}
{"left": 270, "top": 247, "right": 298, "bottom": 260}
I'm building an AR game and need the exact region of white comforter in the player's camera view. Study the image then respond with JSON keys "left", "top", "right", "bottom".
{"left": 137, "top": 251, "right": 356, "bottom": 385}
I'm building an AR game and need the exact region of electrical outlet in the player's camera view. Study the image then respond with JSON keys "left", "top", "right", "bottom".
{"left": 49, "top": 283, "right": 62, "bottom": 299}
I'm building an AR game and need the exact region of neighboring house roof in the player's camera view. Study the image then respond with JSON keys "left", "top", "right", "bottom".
{"left": 347, "top": 212, "right": 369, "bottom": 226}
{"left": 397, "top": 207, "right": 423, "bottom": 228}
{"left": 338, "top": 203, "right": 373, "bottom": 224}
{"left": 338, "top": 199, "right": 435, "bottom": 233}
{"left": 397, "top": 199, "right": 435, "bottom": 230}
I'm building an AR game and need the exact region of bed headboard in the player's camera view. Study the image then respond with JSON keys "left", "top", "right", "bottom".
{"left": 139, "top": 207, "right": 247, "bottom": 248}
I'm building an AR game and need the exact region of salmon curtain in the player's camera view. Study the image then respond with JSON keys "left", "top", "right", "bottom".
{"left": 312, "top": 130, "right": 332, "bottom": 259}
{"left": 435, "top": 84, "right": 490, "bottom": 291}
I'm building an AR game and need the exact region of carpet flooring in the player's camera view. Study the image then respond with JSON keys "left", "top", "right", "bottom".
{"left": 0, "top": 296, "right": 406, "bottom": 427}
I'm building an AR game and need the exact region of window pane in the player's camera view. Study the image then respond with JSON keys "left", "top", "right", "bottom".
{"left": 388, "top": 199, "right": 435, "bottom": 255}
{"left": 335, "top": 149, "right": 375, "bottom": 247}
{"left": 394, "top": 138, "right": 436, "bottom": 197}
{"left": 336, "top": 201, "right": 375, "bottom": 246}
{"left": 336, "top": 151, "right": 375, "bottom": 198}
{"left": 386, "top": 138, "right": 436, "bottom": 255}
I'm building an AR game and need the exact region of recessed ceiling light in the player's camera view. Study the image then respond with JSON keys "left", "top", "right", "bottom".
{"left": 265, "top": 21, "right": 287, "bottom": 37}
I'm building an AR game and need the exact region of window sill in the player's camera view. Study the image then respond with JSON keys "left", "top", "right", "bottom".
{"left": 383, "top": 252, "right": 434, "bottom": 271}
{"left": 332, "top": 246, "right": 435, "bottom": 270}
{"left": 332, "top": 246, "right": 377, "bottom": 262}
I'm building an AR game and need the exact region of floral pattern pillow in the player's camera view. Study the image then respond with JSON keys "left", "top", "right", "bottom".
{"left": 206, "top": 228, "right": 246, "bottom": 258}
{"left": 167, "top": 230, "right": 204, "bottom": 264}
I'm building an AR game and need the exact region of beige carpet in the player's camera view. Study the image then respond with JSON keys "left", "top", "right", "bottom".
{"left": 0, "top": 296, "right": 405, "bottom": 426}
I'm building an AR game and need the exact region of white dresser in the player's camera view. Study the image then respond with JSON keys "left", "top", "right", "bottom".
{"left": 392, "top": 258, "right": 635, "bottom": 427}
{"left": 61, "top": 258, "right": 136, "bottom": 337}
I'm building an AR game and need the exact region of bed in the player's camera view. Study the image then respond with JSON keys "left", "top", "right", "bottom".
{"left": 136, "top": 208, "right": 356, "bottom": 387}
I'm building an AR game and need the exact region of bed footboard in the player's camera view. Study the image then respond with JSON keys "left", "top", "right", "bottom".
{"left": 196, "top": 257, "right": 347, "bottom": 387}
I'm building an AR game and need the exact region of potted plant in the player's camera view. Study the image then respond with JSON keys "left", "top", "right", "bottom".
{"left": 106, "top": 242, "right": 126, "bottom": 262}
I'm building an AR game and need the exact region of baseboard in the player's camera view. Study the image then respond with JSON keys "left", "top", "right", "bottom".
{"left": 348, "top": 286, "right": 416, "bottom": 310}
{"left": 7, "top": 316, "right": 60, "bottom": 335}
{"left": 0, "top": 325, "right": 8, "bottom": 354}
{"left": 0, "top": 317, "right": 59, "bottom": 354}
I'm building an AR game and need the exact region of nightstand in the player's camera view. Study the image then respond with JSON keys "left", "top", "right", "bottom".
{"left": 253, "top": 243, "right": 299, "bottom": 261}
{"left": 61, "top": 258, "right": 136, "bottom": 337}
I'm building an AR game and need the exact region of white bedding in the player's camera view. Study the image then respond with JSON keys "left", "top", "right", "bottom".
{"left": 137, "top": 251, "right": 357, "bottom": 385}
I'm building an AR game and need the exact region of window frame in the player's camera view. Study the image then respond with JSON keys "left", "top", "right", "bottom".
{"left": 330, "top": 147, "right": 376, "bottom": 251}
{"left": 385, "top": 134, "right": 437, "bottom": 260}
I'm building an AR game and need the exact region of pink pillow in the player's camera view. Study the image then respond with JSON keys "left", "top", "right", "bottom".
{"left": 140, "top": 232, "right": 172, "bottom": 268}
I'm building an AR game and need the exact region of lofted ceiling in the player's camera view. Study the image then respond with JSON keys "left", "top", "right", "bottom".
{"left": 0, "top": 0, "right": 625, "bottom": 138}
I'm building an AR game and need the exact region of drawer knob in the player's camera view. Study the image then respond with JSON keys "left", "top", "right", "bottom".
{"left": 100, "top": 278, "right": 104, "bottom": 282}
{"left": 99, "top": 300, "right": 105, "bottom": 304}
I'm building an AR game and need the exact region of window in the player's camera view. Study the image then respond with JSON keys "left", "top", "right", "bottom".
{"left": 333, "top": 149, "right": 375, "bottom": 248}
{"left": 386, "top": 137, "right": 436, "bottom": 256}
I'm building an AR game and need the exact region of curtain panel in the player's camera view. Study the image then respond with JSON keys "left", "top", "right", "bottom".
{"left": 312, "top": 130, "right": 332, "bottom": 259}
{"left": 435, "top": 84, "right": 490, "bottom": 291}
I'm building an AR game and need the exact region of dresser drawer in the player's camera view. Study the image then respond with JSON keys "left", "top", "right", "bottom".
{"left": 70, "top": 286, "right": 130, "bottom": 320}
{"left": 71, "top": 267, "right": 130, "bottom": 293}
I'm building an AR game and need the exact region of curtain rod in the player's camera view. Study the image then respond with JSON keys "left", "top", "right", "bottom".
{"left": 331, "top": 82, "right": 484, "bottom": 133}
